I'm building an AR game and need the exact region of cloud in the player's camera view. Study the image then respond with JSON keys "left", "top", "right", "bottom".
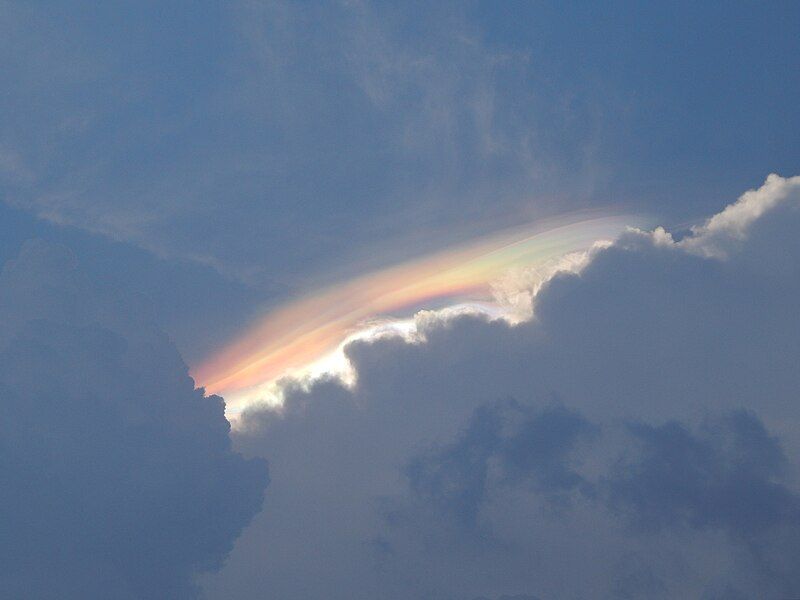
{"left": 402, "top": 400, "right": 596, "bottom": 529}
{"left": 0, "top": 1, "right": 617, "bottom": 288}
{"left": 607, "top": 411, "right": 792, "bottom": 535}
{"left": 680, "top": 172, "right": 799, "bottom": 258}
{"left": 203, "top": 175, "right": 800, "bottom": 599}
{"left": 0, "top": 240, "right": 268, "bottom": 599}
{"left": 606, "top": 411, "right": 800, "bottom": 596}
{"left": 195, "top": 214, "right": 633, "bottom": 417}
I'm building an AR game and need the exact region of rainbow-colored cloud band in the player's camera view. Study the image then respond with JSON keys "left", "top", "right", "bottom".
{"left": 193, "top": 213, "right": 639, "bottom": 418}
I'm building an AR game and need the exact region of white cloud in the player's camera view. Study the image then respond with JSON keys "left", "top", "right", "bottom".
{"left": 681, "top": 173, "right": 800, "bottom": 258}
{"left": 203, "top": 175, "right": 800, "bottom": 599}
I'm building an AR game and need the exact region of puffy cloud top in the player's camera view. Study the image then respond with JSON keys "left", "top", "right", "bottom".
{"left": 0, "top": 241, "right": 268, "bottom": 599}
{"left": 204, "top": 175, "right": 800, "bottom": 599}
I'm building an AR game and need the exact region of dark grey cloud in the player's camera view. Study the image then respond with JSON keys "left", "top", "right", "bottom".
{"left": 402, "top": 400, "right": 595, "bottom": 529}
{"left": 0, "top": 241, "right": 268, "bottom": 599}
{"left": 607, "top": 411, "right": 792, "bottom": 536}
{"left": 607, "top": 410, "right": 800, "bottom": 598}
{"left": 202, "top": 175, "right": 800, "bottom": 599}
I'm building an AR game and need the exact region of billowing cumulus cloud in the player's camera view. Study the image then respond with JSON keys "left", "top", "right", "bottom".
{"left": 0, "top": 241, "right": 268, "bottom": 599}
{"left": 203, "top": 175, "right": 800, "bottom": 599}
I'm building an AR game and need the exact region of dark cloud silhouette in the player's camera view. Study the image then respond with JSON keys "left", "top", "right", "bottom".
{"left": 202, "top": 175, "right": 800, "bottom": 600}
{"left": 606, "top": 411, "right": 800, "bottom": 597}
{"left": 607, "top": 412, "right": 792, "bottom": 535}
{"left": 0, "top": 240, "right": 268, "bottom": 599}
{"left": 403, "top": 400, "right": 595, "bottom": 528}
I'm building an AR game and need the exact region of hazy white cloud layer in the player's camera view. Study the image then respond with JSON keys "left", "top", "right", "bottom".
{"left": 0, "top": 241, "right": 268, "bottom": 599}
{"left": 202, "top": 175, "right": 800, "bottom": 599}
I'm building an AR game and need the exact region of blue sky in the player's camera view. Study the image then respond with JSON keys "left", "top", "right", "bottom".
{"left": 2, "top": 0, "right": 798, "bottom": 362}
{"left": 2, "top": 3, "right": 800, "bottom": 599}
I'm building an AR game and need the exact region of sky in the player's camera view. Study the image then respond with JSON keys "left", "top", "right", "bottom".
{"left": 1, "top": 2, "right": 800, "bottom": 599}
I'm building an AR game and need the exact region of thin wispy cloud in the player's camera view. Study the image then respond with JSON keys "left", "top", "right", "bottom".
{"left": 195, "top": 213, "right": 637, "bottom": 419}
